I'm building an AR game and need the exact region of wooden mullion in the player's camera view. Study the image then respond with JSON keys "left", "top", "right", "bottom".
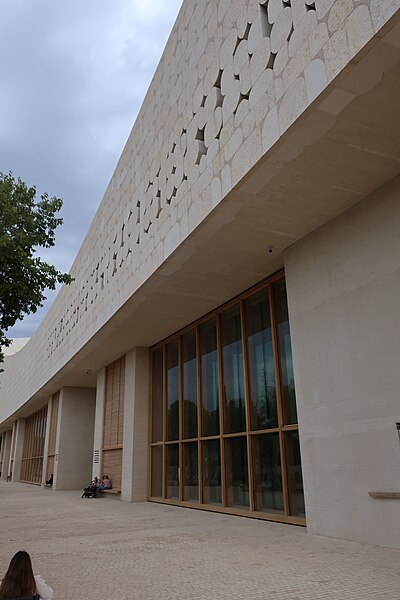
{"left": 162, "top": 345, "right": 167, "bottom": 499}
{"left": 38, "top": 408, "right": 43, "bottom": 483}
{"left": 282, "top": 424, "right": 299, "bottom": 432}
{"left": 26, "top": 420, "right": 31, "bottom": 481}
{"left": 148, "top": 351, "right": 154, "bottom": 500}
{"left": 110, "top": 362, "right": 115, "bottom": 448}
{"left": 21, "top": 420, "right": 28, "bottom": 481}
{"left": 29, "top": 415, "right": 33, "bottom": 482}
{"left": 117, "top": 360, "right": 121, "bottom": 448}
{"left": 240, "top": 299, "right": 254, "bottom": 512}
{"left": 36, "top": 410, "right": 41, "bottom": 481}
{"left": 196, "top": 325, "right": 203, "bottom": 504}
{"left": 269, "top": 283, "right": 290, "bottom": 518}
{"left": 30, "top": 416, "right": 35, "bottom": 481}
{"left": 31, "top": 415, "right": 36, "bottom": 477}
{"left": 221, "top": 431, "right": 250, "bottom": 439}
{"left": 179, "top": 436, "right": 198, "bottom": 443}
{"left": 178, "top": 336, "right": 183, "bottom": 501}
{"left": 216, "top": 314, "right": 226, "bottom": 508}
{"left": 25, "top": 421, "right": 30, "bottom": 481}
{"left": 249, "top": 427, "right": 280, "bottom": 435}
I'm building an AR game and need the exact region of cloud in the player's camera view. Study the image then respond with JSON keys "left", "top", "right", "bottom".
{"left": 1, "top": 0, "right": 182, "bottom": 338}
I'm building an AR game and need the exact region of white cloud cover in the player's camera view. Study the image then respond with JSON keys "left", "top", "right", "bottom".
{"left": 1, "top": 0, "right": 182, "bottom": 338}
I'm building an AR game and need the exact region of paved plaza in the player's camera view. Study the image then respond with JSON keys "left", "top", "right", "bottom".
{"left": 0, "top": 482, "right": 399, "bottom": 599}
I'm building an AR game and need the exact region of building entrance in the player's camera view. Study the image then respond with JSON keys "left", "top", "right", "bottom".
{"left": 149, "top": 272, "right": 305, "bottom": 525}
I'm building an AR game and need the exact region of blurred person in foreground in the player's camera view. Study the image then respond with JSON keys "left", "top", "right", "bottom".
{"left": 0, "top": 550, "right": 53, "bottom": 599}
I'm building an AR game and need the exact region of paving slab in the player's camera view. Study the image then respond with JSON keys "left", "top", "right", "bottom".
{"left": 0, "top": 481, "right": 399, "bottom": 599}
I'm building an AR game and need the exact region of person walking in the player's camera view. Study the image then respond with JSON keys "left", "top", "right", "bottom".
{"left": 0, "top": 550, "right": 53, "bottom": 599}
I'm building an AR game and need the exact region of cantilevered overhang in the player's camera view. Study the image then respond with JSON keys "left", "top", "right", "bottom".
{"left": 1, "top": 16, "right": 400, "bottom": 429}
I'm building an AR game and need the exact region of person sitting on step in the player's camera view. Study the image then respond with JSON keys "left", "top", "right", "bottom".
{"left": 96, "top": 474, "right": 112, "bottom": 497}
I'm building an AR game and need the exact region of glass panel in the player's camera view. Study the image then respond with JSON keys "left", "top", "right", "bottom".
{"left": 167, "top": 341, "right": 179, "bottom": 441}
{"left": 200, "top": 320, "right": 220, "bottom": 437}
{"left": 151, "top": 446, "right": 163, "bottom": 498}
{"left": 285, "top": 432, "right": 305, "bottom": 517}
{"left": 225, "top": 436, "right": 249, "bottom": 509}
{"left": 245, "top": 291, "right": 278, "bottom": 430}
{"left": 183, "top": 442, "right": 199, "bottom": 502}
{"left": 151, "top": 349, "right": 164, "bottom": 443}
{"left": 182, "top": 331, "right": 198, "bottom": 439}
{"left": 273, "top": 278, "right": 297, "bottom": 424}
{"left": 166, "top": 444, "right": 179, "bottom": 499}
{"left": 252, "top": 434, "right": 283, "bottom": 513}
{"left": 202, "top": 439, "right": 222, "bottom": 505}
{"left": 221, "top": 306, "right": 246, "bottom": 433}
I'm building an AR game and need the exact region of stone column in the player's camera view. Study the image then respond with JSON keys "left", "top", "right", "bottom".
{"left": 0, "top": 430, "right": 12, "bottom": 480}
{"left": 121, "top": 347, "right": 150, "bottom": 502}
{"left": 41, "top": 396, "right": 53, "bottom": 485}
{"left": 92, "top": 368, "right": 105, "bottom": 480}
{"left": 11, "top": 418, "right": 26, "bottom": 482}
{"left": 53, "top": 387, "right": 96, "bottom": 491}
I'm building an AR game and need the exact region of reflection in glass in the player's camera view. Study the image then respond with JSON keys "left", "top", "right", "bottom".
{"left": 252, "top": 434, "right": 283, "bottom": 513}
{"left": 273, "top": 279, "right": 297, "bottom": 424}
{"left": 183, "top": 332, "right": 198, "bottom": 439}
{"left": 183, "top": 442, "right": 199, "bottom": 502}
{"left": 152, "top": 350, "right": 164, "bottom": 442}
{"left": 167, "top": 341, "right": 179, "bottom": 441}
{"left": 245, "top": 292, "right": 278, "bottom": 430}
{"left": 200, "top": 320, "right": 220, "bottom": 437}
{"left": 166, "top": 444, "right": 179, "bottom": 499}
{"left": 221, "top": 306, "right": 246, "bottom": 433}
{"left": 151, "top": 446, "right": 163, "bottom": 498}
{"left": 285, "top": 432, "right": 305, "bottom": 517}
{"left": 225, "top": 437, "right": 249, "bottom": 509}
{"left": 202, "top": 440, "right": 222, "bottom": 505}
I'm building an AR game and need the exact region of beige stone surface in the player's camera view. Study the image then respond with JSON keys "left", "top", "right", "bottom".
{"left": 54, "top": 388, "right": 96, "bottom": 491}
{"left": 2, "top": 338, "right": 30, "bottom": 357}
{"left": 121, "top": 348, "right": 149, "bottom": 503}
{"left": 1, "top": 482, "right": 400, "bottom": 600}
{"left": 285, "top": 176, "right": 400, "bottom": 550}
{"left": 1, "top": 0, "right": 400, "bottom": 435}
{"left": 0, "top": 429, "right": 12, "bottom": 480}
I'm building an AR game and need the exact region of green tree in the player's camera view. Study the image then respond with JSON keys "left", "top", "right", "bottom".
{"left": 0, "top": 172, "right": 72, "bottom": 364}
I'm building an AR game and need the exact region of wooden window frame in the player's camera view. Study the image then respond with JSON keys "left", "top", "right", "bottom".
{"left": 149, "top": 270, "right": 306, "bottom": 527}
{"left": 20, "top": 406, "right": 48, "bottom": 485}
{"left": 100, "top": 355, "right": 126, "bottom": 492}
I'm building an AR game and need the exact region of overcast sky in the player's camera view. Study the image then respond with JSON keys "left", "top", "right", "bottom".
{"left": 1, "top": 0, "right": 182, "bottom": 338}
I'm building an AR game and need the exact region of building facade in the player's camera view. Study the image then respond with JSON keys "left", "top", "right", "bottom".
{"left": 1, "top": 0, "right": 400, "bottom": 549}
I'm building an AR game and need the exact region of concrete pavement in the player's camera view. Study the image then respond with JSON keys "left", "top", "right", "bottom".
{"left": 0, "top": 481, "right": 399, "bottom": 599}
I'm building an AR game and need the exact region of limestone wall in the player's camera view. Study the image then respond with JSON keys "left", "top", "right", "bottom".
{"left": 285, "top": 176, "right": 400, "bottom": 549}
{"left": 1, "top": 0, "right": 399, "bottom": 424}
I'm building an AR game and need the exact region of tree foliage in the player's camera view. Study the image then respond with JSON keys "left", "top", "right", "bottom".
{"left": 0, "top": 172, "right": 72, "bottom": 364}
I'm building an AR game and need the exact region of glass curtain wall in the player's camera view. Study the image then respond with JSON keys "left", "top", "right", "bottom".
{"left": 149, "top": 272, "right": 305, "bottom": 525}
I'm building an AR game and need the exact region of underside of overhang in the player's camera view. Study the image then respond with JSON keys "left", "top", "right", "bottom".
{"left": 2, "top": 16, "right": 400, "bottom": 429}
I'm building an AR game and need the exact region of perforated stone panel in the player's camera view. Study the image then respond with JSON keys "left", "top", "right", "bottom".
{"left": 1, "top": 0, "right": 399, "bottom": 423}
